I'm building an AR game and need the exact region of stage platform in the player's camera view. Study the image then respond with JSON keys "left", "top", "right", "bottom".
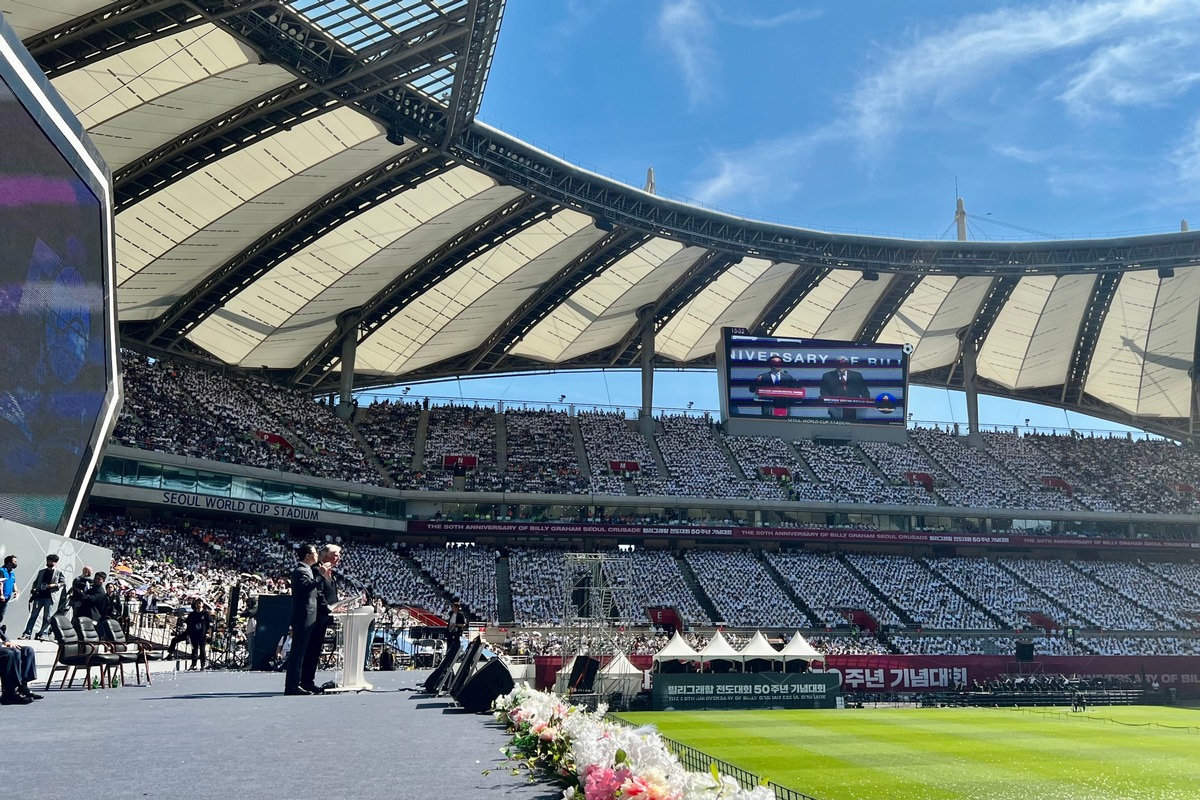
{"left": 3, "top": 667, "right": 555, "bottom": 800}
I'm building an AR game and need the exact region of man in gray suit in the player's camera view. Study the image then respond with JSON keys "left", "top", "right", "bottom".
{"left": 284, "top": 545, "right": 329, "bottom": 695}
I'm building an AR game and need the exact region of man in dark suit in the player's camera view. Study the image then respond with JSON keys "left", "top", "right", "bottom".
{"left": 750, "top": 356, "right": 799, "bottom": 416}
{"left": 284, "top": 544, "right": 328, "bottom": 695}
{"left": 300, "top": 544, "right": 341, "bottom": 694}
{"left": 0, "top": 627, "right": 41, "bottom": 704}
{"left": 820, "top": 357, "right": 871, "bottom": 420}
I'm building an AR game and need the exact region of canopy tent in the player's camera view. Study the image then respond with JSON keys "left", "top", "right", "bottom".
{"left": 780, "top": 632, "right": 826, "bottom": 664}
{"left": 652, "top": 631, "right": 701, "bottom": 661}
{"left": 739, "top": 630, "right": 783, "bottom": 673}
{"left": 595, "top": 651, "right": 645, "bottom": 699}
{"left": 698, "top": 630, "right": 744, "bottom": 673}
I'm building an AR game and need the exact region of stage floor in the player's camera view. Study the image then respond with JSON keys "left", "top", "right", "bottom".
{"left": 4, "top": 667, "right": 557, "bottom": 800}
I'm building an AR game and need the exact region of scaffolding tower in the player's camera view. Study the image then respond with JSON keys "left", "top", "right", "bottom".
{"left": 561, "top": 552, "right": 635, "bottom": 661}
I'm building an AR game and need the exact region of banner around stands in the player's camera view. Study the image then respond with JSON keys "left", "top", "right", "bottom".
{"left": 651, "top": 673, "right": 841, "bottom": 710}
{"left": 158, "top": 490, "right": 322, "bottom": 521}
{"left": 408, "top": 521, "right": 1200, "bottom": 551}
{"left": 533, "top": 655, "right": 1200, "bottom": 697}
{"left": 823, "top": 654, "right": 1200, "bottom": 698}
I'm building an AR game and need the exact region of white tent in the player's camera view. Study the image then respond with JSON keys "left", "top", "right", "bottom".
{"left": 780, "top": 632, "right": 826, "bottom": 664}
{"left": 738, "top": 630, "right": 781, "bottom": 659}
{"left": 652, "top": 631, "right": 701, "bottom": 663}
{"left": 595, "top": 652, "right": 645, "bottom": 698}
{"left": 739, "top": 630, "right": 783, "bottom": 671}
{"left": 698, "top": 630, "right": 744, "bottom": 672}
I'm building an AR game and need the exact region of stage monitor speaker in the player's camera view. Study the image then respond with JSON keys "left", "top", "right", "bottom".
{"left": 250, "top": 595, "right": 291, "bottom": 671}
{"left": 454, "top": 658, "right": 514, "bottom": 713}
{"left": 1016, "top": 642, "right": 1035, "bottom": 662}
{"left": 446, "top": 637, "right": 486, "bottom": 696}
{"left": 568, "top": 656, "right": 601, "bottom": 693}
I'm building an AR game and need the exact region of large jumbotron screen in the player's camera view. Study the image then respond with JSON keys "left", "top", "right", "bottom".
{"left": 718, "top": 329, "right": 910, "bottom": 427}
{"left": 0, "top": 19, "right": 119, "bottom": 536}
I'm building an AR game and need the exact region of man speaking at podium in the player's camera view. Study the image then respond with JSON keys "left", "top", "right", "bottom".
{"left": 751, "top": 356, "right": 799, "bottom": 417}
{"left": 820, "top": 357, "right": 871, "bottom": 420}
{"left": 300, "top": 544, "right": 341, "bottom": 694}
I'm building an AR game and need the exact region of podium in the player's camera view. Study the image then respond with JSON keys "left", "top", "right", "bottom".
{"left": 331, "top": 606, "right": 376, "bottom": 692}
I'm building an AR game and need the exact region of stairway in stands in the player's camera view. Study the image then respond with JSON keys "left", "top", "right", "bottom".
{"left": 569, "top": 416, "right": 591, "bottom": 475}
{"left": 347, "top": 410, "right": 394, "bottom": 487}
{"left": 495, "top": 411, "right": 508, "bottom": 471}
{"left": 674, "top": 553, "right": 721, "bottom": 625}
{"left": 495, "top": 554, "right": 514, "bottom": 626}
{"left": 836, "top": 553, "right": 917, "bottom": 627}
{"left": 758, "top": 552, "right": 821, "bottom": 626}
{"left": 410, "top": 407, "right": 430, "bottom": 470}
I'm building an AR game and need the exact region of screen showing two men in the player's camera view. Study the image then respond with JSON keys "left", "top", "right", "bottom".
{"left": 724, "top": 332, "right": 907, "bottom": 426}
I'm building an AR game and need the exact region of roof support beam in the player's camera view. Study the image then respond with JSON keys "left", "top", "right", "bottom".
{"left": 142, "top": 147, "right": 450, "bottom": 347}
{"left": 1061, "top": 272, "right": 1123, "bottom": 406}
{"left": 748, "top": 265, "right": 830, "bottom": 335}
{"left": 465, "top": 228, "right": 654, "bottom": 372}
{"left": 114, "top": 13, "right": 472, "bottom": 208}
{"left": 856, "top": 274, "right": 923, "bottom": 343}
{"left": 289, "top": 194, "right": 553, "bottom": 387}
{"left": 946, "top": 275, "right": 1021, "bottom": 385}
{"left": 607, "top": 250, "right": 741, "bottom": 367}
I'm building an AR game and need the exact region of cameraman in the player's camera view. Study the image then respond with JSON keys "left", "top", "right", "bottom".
{"left": 20, "top": 554, "right": 65, "bottom": 640}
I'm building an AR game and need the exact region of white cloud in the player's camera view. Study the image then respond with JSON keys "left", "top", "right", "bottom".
{"left": 711, "top": 6, "right": 822, "bottom": 29}
{"left": 657, "top": 0, "right": 717, "bottom": 108}
{"left": 1059, "top": 32, "right": 1200, "bottom": 117}
{"left": 1170, "top": 117, "right": 1200, "bottom": 185}
{"left": 688, "top": 128, "right": 837, "bottom": 207}
{"left": 847, "top": 0, "right": 1200, "bottom": 154}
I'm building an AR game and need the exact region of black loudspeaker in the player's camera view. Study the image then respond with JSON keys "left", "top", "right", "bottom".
{"left": 1016, "top": 642, "right": 1035, "bottom": 662}
{"left": 446, "top": 637, "right": 486, "bottom": 696}
{"left": 250, "top": 595, "right": 292, "bottom": 671}
{"left": 568, "top": 656, "right": 601, "bottom": 693}
{"left": 453, "top": 658, "right": 514, "bottom": 713}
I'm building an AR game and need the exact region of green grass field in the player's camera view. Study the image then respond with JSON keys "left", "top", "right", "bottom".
{"left": 616, "top": 706, "right": 1200, "bottom": 800}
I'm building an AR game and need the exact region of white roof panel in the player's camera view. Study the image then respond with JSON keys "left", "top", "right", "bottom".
{"left": 116, "top": 106, "right": 384, "bottom": 316}
{"left": 1013, "top": 274, "right": 1095, "bottom": 389}
{"left": 977, "top": 275, "right": 1056, "bottom": 390}
{"left": 511, "top": 238, "right": 685, "bottom": 363}
{"left": 880, "top": 275, "right": 956, "bottom": 348}
{"left": 0, "top": 0, "right": 109, "bottom": 39}
{"left": 361, "top": 210, "right": 598, "bottom": 374}
{"left": 1086, "top": 271, "right": 1160, "bottom": 415}
{"left": 909, "top": 277, "right": 993, "bottom": 373}
{"left": 1137, "top": 266, "right": 1200, "bottom": 417}
{"left": 77, "top": 64, "right": 295, "bottom": 172}
{"left": 815, "top": 272, "right": 895, "bottom": 341}
{"left": 52, "top": 26, "right": 263, "bottom": 128}
{"left": 774, "top": 269, "right": 860, "bottom": 339}
{"left": 660, "top": 259, "right": 798, "bottom": 362}
{"left": 119, "top": 133, "right": 409, "bottom": 320}
{"left": 196, "top": 176, "right": 517, "bottom": 367}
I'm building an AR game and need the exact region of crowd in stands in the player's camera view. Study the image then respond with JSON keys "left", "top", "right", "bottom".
{"left": 108, "top": 352, "right": 1200, "bottom": 520}
{"left": 888, "top": 633, "right": 1089, "bottom": 656}
{"left": 683, "top": 549, "right": 811, "bottom": 629}
{"left": 997, "top": 557, "right": 1176, "bottom": 631}
{"left": 911, "top": 427, "right": 1075, "bottom": 510}
{"left": 503, "top": 409, "right": 588, "bottom": 494}
{"left": 49, "top": 511, "right": 1200, "bottom": 660}
{"left": 842, "top": 552, "right": 998, "bottom": 629}
{"left": 924, "top": 556, "right": 1072, "bottom": 629}
{"left": 407, "top": 544, "right": 498, "bottom": 622}
{"left": 356, "top": 400, "right": 422, "bottom": 485}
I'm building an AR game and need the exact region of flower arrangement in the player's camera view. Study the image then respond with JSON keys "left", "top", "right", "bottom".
{"left": 492, "top": 683, "right": 774, "bottom": 800}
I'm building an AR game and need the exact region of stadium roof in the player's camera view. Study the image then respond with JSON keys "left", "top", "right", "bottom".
{"left": 7, "top": 0, "right": 1200, "bottom": 439}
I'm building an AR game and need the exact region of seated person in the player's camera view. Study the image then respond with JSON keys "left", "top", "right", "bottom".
{"left": 0, "top": 628, "right": 42, "bottom": 704}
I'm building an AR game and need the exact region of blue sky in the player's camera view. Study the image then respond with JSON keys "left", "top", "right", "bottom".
{"left": 371, "top": 0, "right": 1200, "bottom": 435}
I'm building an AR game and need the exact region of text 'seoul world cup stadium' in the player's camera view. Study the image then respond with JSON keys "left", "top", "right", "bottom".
{"left": 2, "top": 3, "right": 1200, "bottom": 800}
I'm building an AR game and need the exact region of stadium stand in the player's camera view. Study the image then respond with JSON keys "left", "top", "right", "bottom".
{"left": 682, "top": 549, "right": 812, "bottom": 629}
{"left": 503, "top": 409, "right": 588, "bottom": 494}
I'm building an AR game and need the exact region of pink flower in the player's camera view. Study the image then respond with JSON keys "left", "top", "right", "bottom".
{"left": 620, "top": 771, "right": 681, "bottom": 800}
{"left": 582, "top": 764, "right": 629, "bottom": 800}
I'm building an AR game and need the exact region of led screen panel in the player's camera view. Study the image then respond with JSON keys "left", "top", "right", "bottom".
{"left": 720, "top": 329, "right": 909, "bottom": 427}
{"left": 0, "top": 21, "right": 118, "bottom": 535}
